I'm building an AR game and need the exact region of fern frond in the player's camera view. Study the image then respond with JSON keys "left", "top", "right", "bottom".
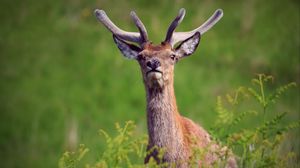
{"left": 256, "top": 112, "right": 287, "bottom": 138}
{"left": 215, "top": 96, "right": 234, "bottom": 125}
{"left": 268, "top": 82, "right": 297, "bottom": 104}
{"left": 58, "top": 144, "right": 89, "bottom": 168}
{"left": 232, "top": 110, "right": 258, "bottom": 125}
{"left": 98, "top": 129, "right": 112, "bottom": 144}
{"left": 247, "top": 88, "right": 263, "bottom": 105}
{"left": 276, "top": 120, "right": 300, "bottom": 134}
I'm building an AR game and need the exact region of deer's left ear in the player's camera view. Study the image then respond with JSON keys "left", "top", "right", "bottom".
{"left": 175, "top": 32, "right": 201, "bottom": 58}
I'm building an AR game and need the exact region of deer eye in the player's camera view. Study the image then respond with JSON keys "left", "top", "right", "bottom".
{"left": 137, "top": 54, "right": 146, "bottom": 61}
{"left": 170, "top": 54, "right": 176, "bottom": 60}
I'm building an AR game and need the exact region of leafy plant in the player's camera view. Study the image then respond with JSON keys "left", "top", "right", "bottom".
{"left": 211, "top": 74, "right": 299, "bottom": 167}
{"left": 95, "top": 121, "right": 147, "bottom": 168}
{"left": 59, "top": 144, "right": 89, "bottom": 168}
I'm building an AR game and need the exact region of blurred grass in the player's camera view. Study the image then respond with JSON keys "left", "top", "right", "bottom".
{"left": 0, "top": 0, "right": 299, "bottom": 167}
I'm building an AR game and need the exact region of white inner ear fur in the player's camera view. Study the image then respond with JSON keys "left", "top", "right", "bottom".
{"left": 114, "top": 37, "right": 139, "bottom": 59}
{"left": 175, "top": 33, "right": 200, "bottom": 57}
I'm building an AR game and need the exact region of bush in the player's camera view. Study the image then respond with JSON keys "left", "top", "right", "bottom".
{"left": 210, "top": 74, "right": 299, "bottom": 167}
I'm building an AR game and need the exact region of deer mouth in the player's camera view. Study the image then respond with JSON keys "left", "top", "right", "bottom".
{"left": 146, "top": 70, "right": 163, "bottom": 81}
{"left": 146, "top": 70, "right": 163, "bottom": 88}
{"left": 146, "top": 70, "right": 162, "bottom": 76}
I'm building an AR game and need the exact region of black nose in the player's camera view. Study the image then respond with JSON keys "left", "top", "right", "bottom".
{"left": 146, "top": 59, "right": 161, "bottom": 69}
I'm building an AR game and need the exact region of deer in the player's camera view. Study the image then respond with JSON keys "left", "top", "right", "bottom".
{"left": 94, "top": 8, "right": 237, "bottom": 168}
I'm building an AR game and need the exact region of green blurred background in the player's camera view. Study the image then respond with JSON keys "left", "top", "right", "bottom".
{"left": 0, "top": 0, "right": 299, "bottom": 167}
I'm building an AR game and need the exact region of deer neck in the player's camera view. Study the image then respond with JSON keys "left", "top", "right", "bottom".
{"left": 145, "top": 77, "right": 184, "bottom": 150}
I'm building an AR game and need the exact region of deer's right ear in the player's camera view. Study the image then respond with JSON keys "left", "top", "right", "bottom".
{"left": 113, "top": 35, "right": 142, "bottom": 59}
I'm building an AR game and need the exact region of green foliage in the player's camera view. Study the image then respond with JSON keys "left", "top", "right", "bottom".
{"left": 59, "top": 121, "right": 148, "bottom": 168}
{"left": 59, "top": 144, "right": 89, "bottom": 168}
{"left": 59, "top": 121, "right": 168, "bottom": 168}
{"left": 211, "top": 74, "right": 299, "bottom": 167}
{"left": 96, "top": 121, "right": 147, "bottom": 168}
{"left": 59, "top": 74, "right": 299, "bottom": 168}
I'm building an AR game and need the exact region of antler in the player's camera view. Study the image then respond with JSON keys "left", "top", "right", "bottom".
{"left": 130, "top": 11, "right": 148, "bottom": 43}
{"left": 165, "top": 8, "right": 223, "bottom": 46}
{"left": 164, "top": 8, "right": 186, "bottom": 44}
{"left": 94, "top": 9, "right": 148, "bottom": 45}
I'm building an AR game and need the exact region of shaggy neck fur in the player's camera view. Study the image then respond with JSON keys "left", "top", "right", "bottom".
{"left": 145, "top": 75, "right": 187, "bottom": 164}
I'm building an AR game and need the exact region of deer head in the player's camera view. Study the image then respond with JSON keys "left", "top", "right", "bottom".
{"left": 95, "top": 8, "right": 223, "bottom": 89}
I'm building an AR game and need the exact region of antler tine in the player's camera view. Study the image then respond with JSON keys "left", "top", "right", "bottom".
{"left": 94, "top": 9, "right": 142, "bottom": 44}
{"left": 164, "top": 8, "right": 186, "bottom": 43}
{"left": 130, "top": 11, "right": 148, "bottom": 44}
{"left": 170, "top": 9, "right": 223, "bottom": 46}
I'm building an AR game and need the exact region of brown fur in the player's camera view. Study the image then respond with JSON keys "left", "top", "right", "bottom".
{"left": 138, "top": 43, "right": 237, "bottom": 167}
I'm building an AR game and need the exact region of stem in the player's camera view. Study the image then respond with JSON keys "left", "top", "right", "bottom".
{"left": 259, "top": 75, "right": 267, "bottom": 161}
{"left": 259, "top": 75, "right": 266, "bottom": 109}
{"left": 260, "top": 145, "right": 266, "bottom": 166}
{"left": 262, "top": 107, "right": 266, "bottom": 127}
{"left": 242, "top": 144, "right": 248, "bottom": 168}
{"left": 259, "top": 75, "right": 267, "bottom": 123}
